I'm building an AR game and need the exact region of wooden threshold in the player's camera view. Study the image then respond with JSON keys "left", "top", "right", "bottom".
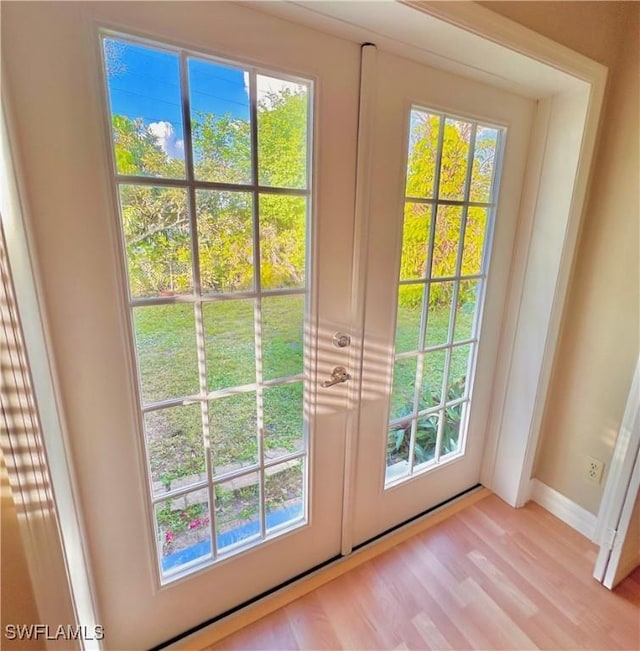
{"left": 165, "top": 486, "right": 490, "bottom": 650}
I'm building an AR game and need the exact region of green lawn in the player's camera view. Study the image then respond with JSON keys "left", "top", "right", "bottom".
{"left": 135, "top": 299, "right": 474, "bottom": 493}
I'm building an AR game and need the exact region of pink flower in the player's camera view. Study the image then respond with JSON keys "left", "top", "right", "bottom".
{"left": 165, "top": 531, "right": 174, "bottom": 543}
{"left": 188, "top": 518, "right": 202, "bottom": 530}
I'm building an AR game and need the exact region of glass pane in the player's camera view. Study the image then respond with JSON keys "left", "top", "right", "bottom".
{"left": 103, "top": 38, "right": 185, "bottom": 178}
{"left": 454, "top": 280, "right": 480, "bottom": 343}
{"left": 257, "top": 75, "right": 308, "bottom": 189}
{"left": 419, "top": 349, "right": 447, "bottom": 411}
{"left": 188, "top": 58, "right": 251, "bottom": 184}
{"left": 265, "top": 458, "right": 305, "bottom": 531}
{"left": 439, "top": 118, "right": 472, "bottom": 201}
{"left": 390, "top": 356, "right": 417, "bottom": 421}
{"left": 386, "top": 422, "right": 412, "bottom": 483}
{"left": 263, "top": 382, "right": 304, "bottom": 460}
{"left": 197, "top": 190, "right": 253, "bottom": 294}
{"left": 156, "top": 487, "right": 211, "bottom": 576}
{"left": 470, "top": 127, "right": 499, "bottom": 203}
{"left": 262, "top": 295, "right": 304, "bottom": 381}
{"left": 461, "top": 207, "right": 488, "bottom": 276}
{"left": 203, "top": 299, "right": 256, "bottom": 391}
{"left": 209, "top": 392, "right": 258, "bottom": 476}
{"left": 215, "top": 473, "right": 260, "bottom": 551}
{"left": 414, "top": 413, "right": 439, "bottom": 467}
{"left": 425, "top": 281, "right": 454, "bottom": 348}
{"left": 395, "top": 284, "right": 424, "bottom": 354}
{"left": 260, "top": 194, "right": 306, "bottom": 290}
{"left": 399, "top": 203, "right": 431, "bottom": 280}
{"left": 145, "top": 405, "right": 205, "bottom": 498}
{"left": 405, "top": 110, "right": 440, "bottom": 199}
{"left": 133, "top": 304, "right": 198, "bottom": 404}
{"left": 448, "top": 344, "right": 473, "bottom": 401}
{"left": 432, "top": 205, "right": 462, "bottom": 278}
{"left": 441, "top": 401, "right": 467, "bottom": 457}
{"left": 119, "top": 185, "right": 191, "bottom": 298}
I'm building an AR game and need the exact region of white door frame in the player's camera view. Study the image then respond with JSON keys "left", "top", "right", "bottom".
{"left": 0, "top": 99, "right": 100, "bottom": 650}
{"left": 593, "top": 357, "right": 640, "bottom": 586}
{"left": 2, "top": 1, "right": 607, "bottom": 646}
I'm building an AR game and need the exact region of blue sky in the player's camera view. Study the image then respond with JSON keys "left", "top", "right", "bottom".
{"left": 104, "top": 38, "right": 249, "bottom": 160}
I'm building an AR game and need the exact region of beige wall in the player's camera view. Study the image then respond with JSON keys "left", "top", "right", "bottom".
{"left": 484, "top": 1, "right": 640, "bottom": 514}
{"left": 1, "top": 455, "right": 44, "bottom": 650}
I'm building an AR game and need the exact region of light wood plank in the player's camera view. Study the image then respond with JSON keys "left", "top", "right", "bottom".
{"left": 197, "top": 494, "right": 640, "bottom": 651}
{"left": 411, "top": 612, "right": 452, "bottom": 650}
{"left": 170, "top": 488, "right": 489, "bottom": 650}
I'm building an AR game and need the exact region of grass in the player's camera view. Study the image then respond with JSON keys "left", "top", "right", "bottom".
{"left": 136, "top": 296, "right": 476, "bottom": 541}
{"left": 134, "top": 298, "right": 305, "bottom": 494}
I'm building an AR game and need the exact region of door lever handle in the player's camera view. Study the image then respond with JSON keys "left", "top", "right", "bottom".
{"left": 321, "top": 366, "right": 351, "bottom": 388}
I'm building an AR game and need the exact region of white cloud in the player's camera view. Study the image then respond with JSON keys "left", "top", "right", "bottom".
{"left": 256, "top": 75, "right": 306, "bottom": 109}
{"left": 148, "top": 121, "right": 184, "bottom": 159}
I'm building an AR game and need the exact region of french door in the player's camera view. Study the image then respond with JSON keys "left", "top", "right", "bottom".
{"left": 4, "top": 2, "right": 532, "bottom": 649}
{"left": 349, "top": 50, "right": 534, "bottom": 545}
{"left": 3, "top": 3, "right": 359, "bottom": 649}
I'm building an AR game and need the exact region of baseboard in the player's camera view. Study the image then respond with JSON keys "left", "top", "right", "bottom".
{"left": 530, "top": 478, "right": 597, "bottom": 541}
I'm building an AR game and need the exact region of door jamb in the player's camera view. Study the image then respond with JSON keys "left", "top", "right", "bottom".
{"left": 593, "top": 358, "right": 640, "bottom": 584}
{"left": 0, "top": 98, "right": 100, "bottom": 648}
{"left": 342, "top": 43, "right": 378, "bottom": 556}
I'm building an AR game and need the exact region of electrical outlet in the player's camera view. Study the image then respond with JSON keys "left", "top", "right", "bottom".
{"left": 585, "top": 456, "right": 604, "bottom": 484}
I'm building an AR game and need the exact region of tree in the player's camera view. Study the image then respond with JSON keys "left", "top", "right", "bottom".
{"left": 114, "top": 116, "right": 191, "bottom": 296}
{"left": 113, "top": 88, "right": 308, "bottom": 297}
{"left": 113, "top": 97, "right": 494, "bottom": 303}
{"left": 257, "top": 88, "right": 307, "bottom": 189}
{"left": 400, "top": 113, "right": 496, "bottom": 308}
{"left": 192, "top": 113, "right": 251, "bottom": 184}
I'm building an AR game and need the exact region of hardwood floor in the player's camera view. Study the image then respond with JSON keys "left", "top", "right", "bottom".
{"left": 206, "top": 495, "right": 640, "bottom": 650}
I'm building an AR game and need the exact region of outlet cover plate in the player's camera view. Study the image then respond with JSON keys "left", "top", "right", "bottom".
{"left": 585, "top": 456, "right": 605, "bottom": 484}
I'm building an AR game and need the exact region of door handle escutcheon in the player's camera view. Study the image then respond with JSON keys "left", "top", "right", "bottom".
{"left": 332, "top": 332, "right": 351, "bottom": 348}
{"left": 321, "top": 366, "right": 351, "bottom": 388}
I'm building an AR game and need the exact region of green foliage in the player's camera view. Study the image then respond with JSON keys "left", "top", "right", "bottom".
{"left": 113, "top": 88, "right": 308, "bottom": 297}
{"left": 387, "top": 374, "right": 467, "bottom": 466}
{"left": 192, "top": 112, "right": 251, "bottom": 184}
{"left": 400, "top": 112, "right": 495, "bottom": 310}
{"left": 260, "top": 194, "right": 306, "bottom": 289}
{"left": 257, "top": 88, "right": 307, "bottom": 189}
{"left": 156, "top": 501, "right": 206, "bottom": 534}
{"left": 121, "top": 184, "right": 191, "bottom": 297}
{"left": 406, "top": 113, "right": 439, "bottom": 198}
{"left": 113, "top": 92, "right": 493, "bottom": 302}
{"left": 399, "top": 203, "right": 430, "bottom": 285}
{"left": 113, "top": 115, "right": 170, "bottom": 177}
{"left": 197, "top": 190, "right": 254, "bottom": 293}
